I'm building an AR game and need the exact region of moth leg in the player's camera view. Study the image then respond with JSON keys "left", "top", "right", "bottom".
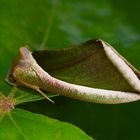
{"left": 17, "top": 81, "right": 54, "bottom": 103}
{"left": 36, "top": 88, "right": 55, "bottom": 104}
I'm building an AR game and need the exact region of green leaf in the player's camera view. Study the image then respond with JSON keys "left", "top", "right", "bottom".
{"left": 1, "top": 0, "right": 140, "bottom": 140}
{"left": 0, "top": 80, "right": 57, "bottom": 105}
{"left": 0, "top": 108, "right": 93, "bottom": 140}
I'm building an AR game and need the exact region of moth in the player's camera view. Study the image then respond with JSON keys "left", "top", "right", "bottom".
{"left": 6, "top": 39, "right": 140, "bottom": 104}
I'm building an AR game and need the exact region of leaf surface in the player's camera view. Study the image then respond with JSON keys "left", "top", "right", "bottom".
{"left": 0, "top": 0, "right": 140, "bottom": 139}
{"left": 0, "top": 108, "right": 92, "bottom": 140}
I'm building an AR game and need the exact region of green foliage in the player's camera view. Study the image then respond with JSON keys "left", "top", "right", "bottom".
{"left": 0, "top": 108, "right": 92, "bottom": 140}
{"left": 0, "top": 0, "right": 140, "bottom": 140}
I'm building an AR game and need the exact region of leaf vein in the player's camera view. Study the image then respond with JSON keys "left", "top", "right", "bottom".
{"left": 8, "top": 113, "right": 28, "bottom": 140}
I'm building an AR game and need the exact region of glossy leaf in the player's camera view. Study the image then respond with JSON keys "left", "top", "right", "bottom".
{"left": 0, "top": 0, "right": 140, "bottom": 140}
{"left": 0, "top": 108, "right": 92, "bottom": 140}
{"left": 0, "top": 92, "right": 93, "bottom": 139}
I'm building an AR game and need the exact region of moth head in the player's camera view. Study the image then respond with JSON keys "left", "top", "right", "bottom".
{"left": 6, "top": 46, "right": 37, "bottom": 86}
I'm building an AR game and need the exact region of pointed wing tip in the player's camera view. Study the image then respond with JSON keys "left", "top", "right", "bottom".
{"left": 85, "top": 39, "right": 104, "bottom": 47}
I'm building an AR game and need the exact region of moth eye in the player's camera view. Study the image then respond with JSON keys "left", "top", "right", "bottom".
{"left": 17, "top": 60, "right": 26, "bottom": 67}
